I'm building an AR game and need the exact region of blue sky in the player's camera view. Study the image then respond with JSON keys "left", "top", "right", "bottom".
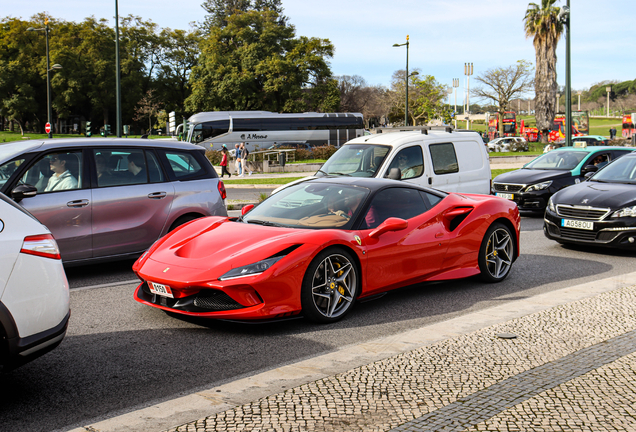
{"left": 7, "top": 0, "right": 635, "bottom": 104}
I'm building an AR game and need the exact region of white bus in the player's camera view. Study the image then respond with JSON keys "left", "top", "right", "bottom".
{"left": 185, "top": 111, "right": 364, "bottom": 151}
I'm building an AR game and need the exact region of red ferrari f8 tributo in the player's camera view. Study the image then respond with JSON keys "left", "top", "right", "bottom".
{"left": 133, "top": 177, "right": 520, "bottom": 323}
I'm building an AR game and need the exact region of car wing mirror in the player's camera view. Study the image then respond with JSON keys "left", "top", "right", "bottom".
{"left": 387, "top": 167, "right": 401, "bottom": 180}
{"left": 241, "top": 204, "right": 255, "bottom": 215}
{"left": 11, "top": 184, "right": 38, "bottom": 202}
{"left": 581, "top": 165, "right": 598, "bottom": 174}
{"left": 369, "top": 217, "right": 408, "bottom": 238}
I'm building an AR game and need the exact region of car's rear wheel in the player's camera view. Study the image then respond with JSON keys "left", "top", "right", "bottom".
{"left": 478, "top": 223, "right": 514, "bottom": 282}
{"left": 168, "top": 214, "right": 201, "bottom": 232}
{"left": 301, "top": 248, "right": 358, "bottom": 323}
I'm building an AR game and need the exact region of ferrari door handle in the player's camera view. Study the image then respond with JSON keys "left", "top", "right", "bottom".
{"left": 148, "top": 192, "right": 167, "bottom": 199}
{"left": 435, "top": 232, "right": 444, "bottom": 238}
{"left": 67, "top": 199, "right": 89, "bottom": 208}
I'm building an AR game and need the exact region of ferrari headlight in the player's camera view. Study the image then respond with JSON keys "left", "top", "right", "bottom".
{"left": 524, "top": 181, "right": 552, "bottom": 192}
{"left": 219, "top": 256, "right": 283, "bottom": 280}
{"left": 611, "top": 206, "right": 636, "bottom": 218}
{"left": 548, "top": 196, "right": 556, "bottom": 213}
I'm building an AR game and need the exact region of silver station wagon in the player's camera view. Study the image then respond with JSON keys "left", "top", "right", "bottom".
{"left": 0, "top": 138, "right": 227, "bottom": 266}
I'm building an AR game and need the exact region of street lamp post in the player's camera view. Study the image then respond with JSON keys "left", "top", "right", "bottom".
{"left": 27, "top": 19, "right": 62, "bottom": 139}
{"left": 606, "top": 86, "right": 612, "bottom": 117}
{"left": 464, "top": 63, "right": 473, "bottom": 114}
{"left": 577, "top": 91, "right": 582, "bottom": 111}
{"left": 562, "top": 1, "right": 572, "bottom": 146}
{"left": 115, "top": 0, "right": 122, "bottom": 137}
{"left": 452, "top": 78, "right": 459, "bottom": 128}
{"left": 393, "top": 35, "right": 414, "bottom": 126}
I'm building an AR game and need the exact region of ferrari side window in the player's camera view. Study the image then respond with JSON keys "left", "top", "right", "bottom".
{"left": 419, "top": 191, "right": 444, "bottom": 209}
{"left": 362, "top": 188, "right": 428, "bottom": 230}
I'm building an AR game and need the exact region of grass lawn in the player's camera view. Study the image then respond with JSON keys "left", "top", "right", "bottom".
{"left": 223, "top": 177, "right": 306, "bottom": 185}
{"left": 0, "top": 130, "right": 173, "bottom": 143}
{"left": 491, "top": 168, "right": 517, "bottom": 179}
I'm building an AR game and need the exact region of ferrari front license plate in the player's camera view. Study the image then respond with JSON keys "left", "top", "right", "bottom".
{"left": 149, "top": 281, "right": 174, "bottom": 298}
{"left": 561, "top": 219, "right": 594, "bottom": 230}
{"left": 496, "top": 192, "right": 514, "bottom": 200}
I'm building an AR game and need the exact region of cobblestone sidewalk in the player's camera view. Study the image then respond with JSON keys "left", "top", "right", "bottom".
{"left": 167, "top": 285, "right": 636, "bottom": 432}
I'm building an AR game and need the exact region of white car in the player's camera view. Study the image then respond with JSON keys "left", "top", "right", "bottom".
{"left": 273, "top": 128, "right": 492, "bottom": 195}
{"left": 0, "top": 192, "right": 70, "bottom": 371}
{"left": 488, "top": 137, "right": 528, "bottom": 153}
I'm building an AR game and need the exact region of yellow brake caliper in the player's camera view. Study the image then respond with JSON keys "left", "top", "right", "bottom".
{"left": 334, "top": 262, "right": 345, "bottom": 300}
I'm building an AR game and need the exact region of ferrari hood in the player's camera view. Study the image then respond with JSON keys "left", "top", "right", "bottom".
{"left": 494, "top": 168, "right": 570, "bottom": 185}
{"left": 553, "top": 181, "right": 636, "bottom": 210}
{"left": 147, "top": 218, "right": 315, "bottom": 273}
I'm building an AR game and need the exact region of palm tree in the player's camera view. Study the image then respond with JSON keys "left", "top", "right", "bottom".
{"left": 524, "top": 0, "right": 564, "bottom": 143}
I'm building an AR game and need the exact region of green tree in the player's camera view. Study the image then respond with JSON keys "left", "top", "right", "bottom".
{"left": 388, "top": 70, "right": 449, "bottom": 126}
{"left": 154, "top": 28, "right": 202, "bottom": 115}
{"left": 134, "top": 89, "right": 162, "bottom": 134}
{"left": 524, "top": 0, "right": 564, "bottom": 142}
{"left": 200, "top": 0, "right": 286, "bottom": 31}
{"left": 0, "top": 17, "right": 42, "bottom": 133}
{"left": 186, "top": 10, "right": 335, "bottom": 113}
{"left": 472, "top": 60, "right": 534, "bottom": 136}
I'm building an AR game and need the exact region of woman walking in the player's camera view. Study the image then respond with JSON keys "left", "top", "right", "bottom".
{"left": 220, "top": 146, "right": 231, "bottom": 178}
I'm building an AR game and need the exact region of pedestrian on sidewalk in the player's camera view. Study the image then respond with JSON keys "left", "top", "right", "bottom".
{"left": 240, "top": 142, "right": 252, "bottom": 176}
{"left": 220, "top": 145, "right": 231, "bottom": 178}
{"left": 234, "top": 143, "right": 242, "bottom": 176}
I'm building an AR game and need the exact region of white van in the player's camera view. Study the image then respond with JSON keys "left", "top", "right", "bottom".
{"left": 273, "top": 128, "right": 491, "bottom": 195}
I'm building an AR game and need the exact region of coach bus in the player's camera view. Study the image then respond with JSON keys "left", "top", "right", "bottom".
{"left": 185, "top": 111, "right": 365, "bottom": 151}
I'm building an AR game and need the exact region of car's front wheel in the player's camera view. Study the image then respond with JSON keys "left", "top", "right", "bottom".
{"left": 478, "top": 223, "right": 514, "bottom": 282}
{"left": 301, "top": 248, "right": 358, "bottom": 323}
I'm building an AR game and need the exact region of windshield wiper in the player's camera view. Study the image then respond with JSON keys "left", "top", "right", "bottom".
{"left": 246, "top": 219, "right": 284, "bottom": 227}
{"left": 327, "top": 172, "right": 352, "bottom": 177}
{"left": 316, "top": 169, "right": 328, "bottom": 176}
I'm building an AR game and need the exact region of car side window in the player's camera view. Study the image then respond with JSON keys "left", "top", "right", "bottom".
{"left": 419, "top": 191, "right": 443, "bottom": 209}
{"left": 21, "top": 151, "right": 82, "bottom": 193}
{"left": 93, "top": 149, "right": 149, "bottom": 187}
{"left": 361, "top": 187, "right": 428, "bottom": 230}
{"left": 1, "top": 158, "right": 27, "bottom": 189}
{"left": 429, "top": 143, "right": 459, "bottom": 175}
{"left": 385, "top": 146, "right": 424, "bottom": 180}
{"left": 146, "top": 151, "right": 165, "bottom": 183}
{"left": 164, "top": 151, "right": 204, "bottom": 179}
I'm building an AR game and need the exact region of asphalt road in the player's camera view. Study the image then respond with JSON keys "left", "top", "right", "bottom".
{"left": 2, "top": 216, "right": 636, "bottom": 432}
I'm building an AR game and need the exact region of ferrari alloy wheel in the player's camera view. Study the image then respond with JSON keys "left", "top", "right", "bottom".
{"left": 301, "top": 249, "right": 358, "bottom": 323}
{"left": 478, "top": 223, "right": 514, "bottom": 282}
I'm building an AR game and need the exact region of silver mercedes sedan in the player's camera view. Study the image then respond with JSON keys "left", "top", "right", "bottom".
{"left": 0, "top": 138, "right": 227, "bottom": 266}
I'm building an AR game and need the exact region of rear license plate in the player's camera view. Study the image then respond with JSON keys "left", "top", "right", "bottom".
{"left": 496, "top": 192, "right": 514, "bottom": 200}
{"left": 561, "top": 219, "right": 594, "bottom": 230}
{"left": 149, "top": 281, "right": 174, "bottom": 298}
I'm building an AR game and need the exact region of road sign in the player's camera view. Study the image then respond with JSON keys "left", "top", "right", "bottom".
{"left": 45, "top": 122, "right": 51, "bottom": 134}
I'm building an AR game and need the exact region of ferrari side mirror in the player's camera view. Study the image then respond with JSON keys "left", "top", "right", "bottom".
{"left": 241, "top": 204, "right": 255, "bottom": 215}
{"left": 369, "top": 217, "right": 408, "bottom": 238}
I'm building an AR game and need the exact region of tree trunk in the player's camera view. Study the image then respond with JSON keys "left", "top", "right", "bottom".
{"left": 534, "top": 36, "right": 558, "bottom": 143}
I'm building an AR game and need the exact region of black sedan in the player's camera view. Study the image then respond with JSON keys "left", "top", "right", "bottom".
{"left": 492, "top": 147, "right": 634, "bottom": 213}
{"left": 544, "top": 151, "right": 636, "bottom": 249}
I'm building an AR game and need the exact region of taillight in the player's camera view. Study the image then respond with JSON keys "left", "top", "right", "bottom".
{"left": 218, "top": 181, "right": 227, "bottom": 200}
{"left": 20, "top": 234, "right": 61, "bottom": 260}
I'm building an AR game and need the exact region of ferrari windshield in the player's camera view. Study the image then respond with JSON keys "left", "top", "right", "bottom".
{"left": 590, "top": 156, "right": 636, "bottom": 184}
{"left": 524, "top": 150, "right": 588, "bottom": 170}
{"left": 317, "top": 144, "right": 390, "bottom": 177}
{"left": 243, "top": 182, "right": 370, "bottom": 229}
